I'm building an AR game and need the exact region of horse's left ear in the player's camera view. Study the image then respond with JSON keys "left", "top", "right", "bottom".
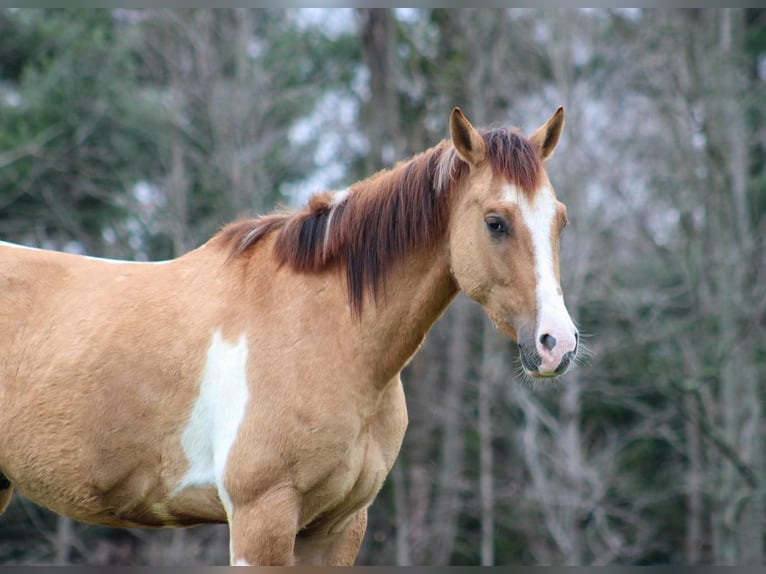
{"left": 450, "top": 107, "right": 486, "bottom": 165}
{"left": 529, "top": 106, "right": 565, "bottom": 160}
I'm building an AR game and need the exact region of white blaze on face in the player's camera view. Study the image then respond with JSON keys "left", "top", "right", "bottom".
{"left": 505, "top": 185, "right": 577, "bottom": 374}
{"left": 175, "top": 330, "right": 250, "bottom": 519}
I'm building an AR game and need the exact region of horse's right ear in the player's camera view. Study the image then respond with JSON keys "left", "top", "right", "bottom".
{"left": 450, "top": 107, "right": 486, "bottom": 165}
{"left": 529, "top": 106, "right": 565, "bottom": 160}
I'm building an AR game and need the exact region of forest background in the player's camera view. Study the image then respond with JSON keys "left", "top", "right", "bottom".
{"left": 0, "top": 8, "right": 764, "bottom": 566}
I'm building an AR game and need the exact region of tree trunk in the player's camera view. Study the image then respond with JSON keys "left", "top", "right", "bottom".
{"left": 358, "top": 9, "right": 400, "bottom": 171}
{"left": 479, "top": 317, "right": 501, "bottom": 566}
{"left": 392, "top": 461, "right": 411, "bottom": 565}
{"left": 168, "top": 124, "right": 188, "bottom": 257}
{"left": 701, "top": 10, "right": 762, "bottom": 565}
{"left": 54, "top": 515, "right": 73, "bottom": 565}
{"left": 430, "top": 296, "right": 472, "bottom": 565}
{"left": 169, "top": 529, "right": 187, "bottom": 565}
{"left": 681, "top": 341, "right": 704, "bottom": 564}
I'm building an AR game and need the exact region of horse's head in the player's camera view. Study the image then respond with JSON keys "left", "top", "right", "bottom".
{"left": 446, "top": 107, "right": 578, "bottom": 378}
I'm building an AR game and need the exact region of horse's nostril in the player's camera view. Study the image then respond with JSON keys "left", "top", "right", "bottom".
{"left": 539, "top": 333, "right": 557, "bottom": 351}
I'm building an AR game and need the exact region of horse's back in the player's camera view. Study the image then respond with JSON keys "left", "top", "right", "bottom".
{"left": 0, "top": 242, "right": 154, "bottom": 386}
{"left": 0, "top": 242, "right": 77, "bottom": 397}
{"left": 0, "top": 241, "right": 67, "bottom": 331}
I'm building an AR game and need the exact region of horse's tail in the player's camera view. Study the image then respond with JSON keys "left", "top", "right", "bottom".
{"left": 0, "top": 474, "right": 12, "bottom": 515}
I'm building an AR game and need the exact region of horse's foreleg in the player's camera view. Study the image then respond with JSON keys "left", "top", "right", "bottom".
{"left": 294, "top": 507, "right": 368, "bottom": 566}
{"left": 227, "top": 487, "right": 300, "bottom": 566}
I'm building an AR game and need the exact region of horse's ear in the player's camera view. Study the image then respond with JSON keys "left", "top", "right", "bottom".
{"left": 529, "top": 106, "right": 565, "bottom": 160}
{"left": 450, "top": 107, "right": 486, "bottom": 165}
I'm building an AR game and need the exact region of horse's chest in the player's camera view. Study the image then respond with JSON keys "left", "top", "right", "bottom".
{"left": 298, "top": 430, "right": 394, "bottom": 531}
{"left": 298, "top": 380, "right": 408, "bottom": 531}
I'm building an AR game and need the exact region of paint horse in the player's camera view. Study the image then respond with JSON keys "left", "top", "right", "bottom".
{"left": 0, "top": 108, "right": 578, "bottom": 565}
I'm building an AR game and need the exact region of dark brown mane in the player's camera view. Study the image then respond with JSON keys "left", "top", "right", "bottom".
{"left": 215, "top": 126, "right": 542, "bottom": 315}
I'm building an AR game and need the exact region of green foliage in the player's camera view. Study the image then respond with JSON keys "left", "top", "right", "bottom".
{"left": 0, "top": 10, "right": 163, "bottom": 252}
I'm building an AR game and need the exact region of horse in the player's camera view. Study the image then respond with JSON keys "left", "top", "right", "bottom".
{"left": 0, "top": 107, "right": 578, "bottom": 565}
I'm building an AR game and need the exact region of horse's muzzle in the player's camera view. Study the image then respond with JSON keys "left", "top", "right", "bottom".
{"left": 519, "top": 339, "right": 577, "bottom": 378}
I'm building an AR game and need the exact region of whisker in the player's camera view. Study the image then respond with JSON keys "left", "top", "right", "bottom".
{"left": 512, "top": 356, "right": 536, "bottom": 387}
{"left": 574, "top": 340, "right": 595, "bottom": 367}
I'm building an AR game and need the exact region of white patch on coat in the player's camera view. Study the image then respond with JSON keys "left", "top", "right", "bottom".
{"left": 324, "top": 188, "right": 350, "bottom": 259}
{"left": 330, "top": 187, "right": 350, "bottom": 208}
{"left": 80, "top": 255, "right": 171, "bottom": 265}
{"left": 502, "top": 184, "right": 518, "bottom": 203}
{"left": 0, "top": 240, "right": 40, "bottom": 251}
{"left": 435, "top": 148, "right": 459, "bottom": 193}
{"left": 0, "top": 240, "right": 170, "bottom": 264}
{"left": 174, "top": 330, "right": 250, "bottom": 519}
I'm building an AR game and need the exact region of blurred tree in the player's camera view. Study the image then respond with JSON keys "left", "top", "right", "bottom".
{"left": 128, "top": 8, "right": 359, "bottom": 258}
{"left": 0, "top": 9, "right": 164, "bottom": 256}
{"left": 600, "top": 8, "right": 766, "bottom": 564}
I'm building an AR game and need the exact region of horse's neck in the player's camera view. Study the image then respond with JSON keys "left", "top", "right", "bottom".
{"left": 356, "top": 244, "right": 458, "bottom": 384}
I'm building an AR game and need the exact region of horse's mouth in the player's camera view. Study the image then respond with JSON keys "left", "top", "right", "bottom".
{"left": 518, "top": 344, "right": 574, "bottom": 378}
{"left": 518, "top": 343, "right": 541, "bottom": 374}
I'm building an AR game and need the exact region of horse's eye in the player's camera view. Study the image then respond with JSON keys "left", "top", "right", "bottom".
{"left": 485, "top": 216, "right": 508, "bottom": 236}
